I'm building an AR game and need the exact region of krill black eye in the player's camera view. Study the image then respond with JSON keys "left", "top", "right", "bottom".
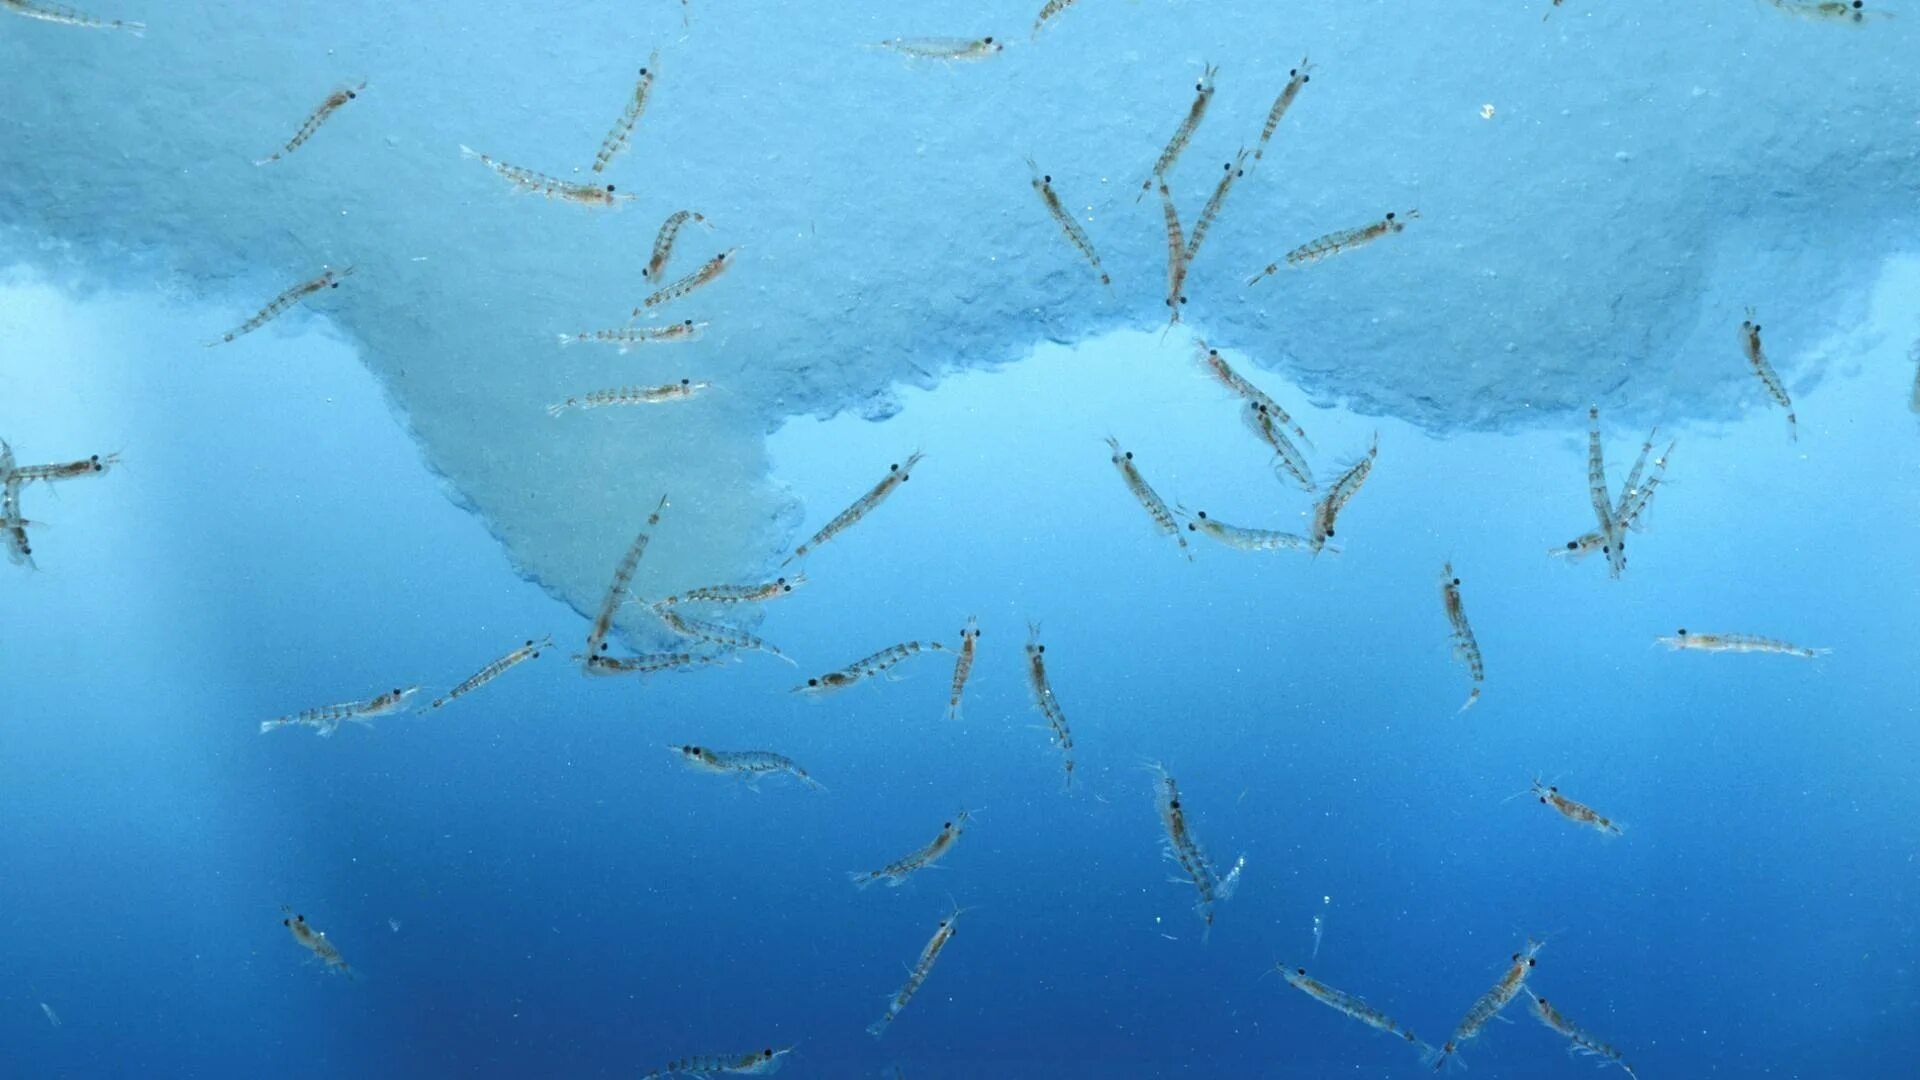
{"left": 680, "top": 378, "right": 690, "bottom": 385}
{"left": 1566, "top": 541, "right": 1577, "bottom": 550}
{"left": 1037, "top": 644, "right": 1045, "bottom": 653}
{"left": 1385, "top": 212, "right": 1396, "bottom": 221}
{"left": 330, "top": 282, "right": 341, "bottom": 289}
{"left": 1288, "top": 69, "right": 1297, "bottom": 76}
{"left": 1452, "top": 578, "right": 1460, "bottom": 586}
{"left": 1043, "top": 174, "right": 1052, "bottom": 183}
{"left": 984, "top": 36, "right": 994, "bottom": 43}
{"left": 1678, "top": 628, "right": 1688, "bottom": 635}
{"left": 1187, "top": 523, "right": 1196, "bottom": 531}
{"left": 1169, "top": 799, "right": 1181, "bottom": 809}
{"left": 606, "top": 185, "right": 616, "bottom": 193}
{"left": 346, "top": 91, "right": 356, "bottom": 100}
{"left": 392, "top": 689, "right": 401, "bottom": 696}
{"left": 1125, "top": 451, "right": 1133, "bottom": 460}
{"left": 1511, "top": 953, "right": 1520, "bottom": 961}
{"left": 282, "top": 918, "right": 290, "bottom": 926}
{"left": 1539, "top": 797, "right": 1547, "bottom": 804}
{"left": 1295, "top": 967, "right": 1305, "bottom": 975}
{"left": 640, "top": 67, "right": 649, "bottom": 75}
{"left": 1198, "top": 511, "right": 1209, "bottom": 519}
{"left": 1325, "top": 527, "right": 1335, "bottom": 537}
{"left": 90, "top": 455, "right": 99, "bottom": 462}
{"left": 1527, "top": 958, "right": 1536, "bottom": 967}
{"left": 890, "top": 463, "right": 899, "bottom": 471}
{"left": 808, "top": 678, "right": 819, "bottom": 686}
{"left": 943, "top": 821, "right": 952, "bottom": 828}
{"left": 1302, "top": 75, "right": 1310, "bottom": 83}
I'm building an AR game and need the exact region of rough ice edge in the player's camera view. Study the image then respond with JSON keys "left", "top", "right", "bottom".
{"left": 3, "top": 0, "right": 1917, "bottom": 636}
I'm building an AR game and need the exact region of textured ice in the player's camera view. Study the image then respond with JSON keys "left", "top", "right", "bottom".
{"left": 2, "top": 1, "right": 1916, "bottom": 630}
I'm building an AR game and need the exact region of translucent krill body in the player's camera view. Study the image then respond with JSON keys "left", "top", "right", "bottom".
{"left": 545, "top": 379, "right": 709, "bottom": 416}
{"left": 585, "top": 496, "right": 669, "bottom": 658}
{"left": 1428, "top": 939, "right": 1544, "bottom": 1071}
{"left": 850, "top": 809, "right": 974, "bottom": 889}
{"left": 259, "top": 686, "right": 419, "bottom": 737}
{"left": 1139, "top": 64, "right": 1218, "bottom": 199}
{"left": 1526, "top": 989, "right": 1640, "bottom": 1077}
{"left": 430, "top": 637, "right": 551, "bottom": 710}
{"left": 1254, "top": 59, "right": 1313, "bottom": 162}
{"left": 670, "top": 745, "right": 821, "bottom": 790}
{"left": 1656, "top": 628, "right": 1828, "bottom": 659}
{"left": 644, "top": 210, "right": 710, "bottom": 280}
{"left": 1440, "top": 562, "right": 1484, "bottom": 712}
{"left": 656, "top": 606, "right": 796, "bottom": 666}
{"left": 557, "top": 320, "right": 706, "bottom": 352}
{"left": 255, "top": 80, "right": 366, "bottom": 165}
{"left": 1276, "top": 965, "right": 1434, "bottom": 1061}
{"left": 462, "top": 145, "right": 632, "bottom": 207}
{"left": 1183, "top": 150, "right": 1249, "bottom": 265}
{"left": 280, "top": 907, "right": 352, "bottom": 975}
{"left": 208, "top": 266, "right": 352, "bottom": 346}
{"left": 876, "top": 36, "right": 1004, "bottom": 61}
{"left": 1529, "top": 778, "right": 1624, "bottom": 837}
{"left": 869, "top": 903, "right": 966, "bottom": 1037}
{"left": 784, "top": 451, "right": 925, "bottom": 564}
{"left": 640, "top": 1046, "right": 793, "bottom": 1078}
{"left": 0, "top": 0, "right": 142, "bottom": 35}
{"left": 1248, "top": 210, "right": 1416, "bottom": 282}
{"left": 1150, "top": 762, "right": 1244, "bottom": 940}
{"left": 1740, "top": 310, "right": 1798, "bottom": 441}
{"left": 592, "top": 54, "right": 659, "bottom": 174}
{"left": 1309, "top": 435, "right": 1378, "bottom": 553}
{"left": 1106, "top": 437, "right": 1190, "bottom": 559}
{"left": 635, "top": 248, "right": 738, "bottom": 312}
{"left": 1182, "top": 509, "right": 1314, "bottom": 553}
{"left": 793, "top": 640, "right": 950, "bottom": 695}
{"left": 1027, "top": 159, "right": 1111, "bottom": 287}
{"left": 945, "top": 616, "right": 980, "bottom": 719}
{"left": 1024, "top": 624, "right": 1075, "bottom": 789}
{"left": 655, "top": 573, "right": 804, "bottom": 607}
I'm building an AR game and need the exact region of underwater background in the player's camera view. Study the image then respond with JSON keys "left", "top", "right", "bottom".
{"left": 3, "top": 2, "right": 1919, "bottom": 1077}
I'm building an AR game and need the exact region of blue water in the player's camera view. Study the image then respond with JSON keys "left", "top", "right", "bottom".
{"left": 5, "top": 276, "right": 1919, "bottom": 1077}
{"left": 4, "top": 2, "right": 1920, "bottom": 1078}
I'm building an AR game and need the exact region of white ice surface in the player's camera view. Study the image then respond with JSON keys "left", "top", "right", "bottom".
{"left": 2, "top": 0, "right": 1916, "bottom": 625}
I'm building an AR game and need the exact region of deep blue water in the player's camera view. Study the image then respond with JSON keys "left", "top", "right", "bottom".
{"left": 4, "top": 280, "right": 1919, "bottom": 1077}
{"left": 4, "top": 2, "right": 1920, "bottom": 1078}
